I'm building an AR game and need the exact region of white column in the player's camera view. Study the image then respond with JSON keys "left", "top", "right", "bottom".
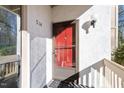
{"left": 20, "top": 5, "right": 30, "bottom": 88}
{"left": 21, "top": 31, "right": 30, "bottom": 88}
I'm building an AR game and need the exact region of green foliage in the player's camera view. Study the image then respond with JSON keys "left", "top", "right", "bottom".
{"left": 113, "top": 44, "right": 124, "bottom": 65}
{"left": 0, "top": 45, "right": 16, "bottom": 56}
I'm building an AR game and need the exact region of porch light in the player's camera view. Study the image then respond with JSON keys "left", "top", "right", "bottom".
{"left": 82, "top": 14, "right": 97, "bottom": 34}
{"left": 90, "top": 15, "right": 97, "bottom": 28}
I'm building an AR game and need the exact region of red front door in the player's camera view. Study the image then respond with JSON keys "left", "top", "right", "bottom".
{"left": 53, "top": 21, "right": 76, "bottom": 68}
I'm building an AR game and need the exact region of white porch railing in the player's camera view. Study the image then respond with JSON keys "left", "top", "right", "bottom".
{"left": 104, "top": 59, "right": 124, "bottom": 88}
{"left": 64, "top": 59, "right": 124, "bottom": 88}
{"left": 78, "top": 59, "right": 124, "bottom": 88}
{"left": 0, "top": 55, "right": 19, "bottom": 79}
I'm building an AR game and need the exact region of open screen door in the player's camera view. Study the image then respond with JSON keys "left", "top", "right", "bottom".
{"left": 0, "top": 6, "right": 20, "bottom": 88}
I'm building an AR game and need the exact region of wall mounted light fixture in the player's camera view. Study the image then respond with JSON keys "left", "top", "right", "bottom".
{"left": 82, "top": 14, "right": 97, "bottom": 34}
{"left": 90, "top": 15, "right": 97, "bottom": 28}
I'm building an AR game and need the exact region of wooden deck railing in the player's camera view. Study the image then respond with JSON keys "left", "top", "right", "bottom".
{"left": 0, "top": 55, "right": 19, "bottom": 80}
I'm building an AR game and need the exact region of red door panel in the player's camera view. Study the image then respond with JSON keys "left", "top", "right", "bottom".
{"left": 53, "top": 21, "right": 75, "bottom": 68}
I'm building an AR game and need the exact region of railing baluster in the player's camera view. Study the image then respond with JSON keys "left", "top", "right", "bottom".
{"left": 108, "top": 67, "right": 111, "bottom": 87}
{"left": 86, "top": 73, "right": 89, "bottom": 86}
{"left": 97, "top": 68, "right": 100, "bottom": 88}
{"left": 2, "top": 64, "right": 4, "bottom": 76}
{"left": 122, "top": 81, "right": 124, "bottom": 88}
{"left": 89, "top": 71, "right": 92, "bottom": 87}
{"left": 15, "top": 62, "right": 17, "bottom": 73}
{"left": 11, "top": 63, "right": 12, "bottom": 73}
{"left": 3, "top": 64, "right": 5, "bottom": 76}
{"left": 117, "top": 76, "right": 119, "bottom": 88}
{"left": 10, "top": 63, "right": 12, "bottom": 73}
{"left": 115, "top": 74, "right": 117, "bottom": 88}
{"left": 78, "top": 77, "right": 81, "bottom": 85}
{"left": 8, "top": 63, "right": 9, "bottom": 74}
{"left": 7, "top": 63, "right": 9, "bottom": 75}
{"left": 110, "top": 69, "right": 112, "bottom": 88}
{"left": 6, "top": 64, "right": 8, "bottom": 75}
{"left": 100, "top": 67, "right": 103, "bottom": 87}
{"left": 8, "top": 63, "right": 10, "bottom": 74}
{"left": 102, "top": 65, "right": 105, "bottom": 88}
{"left": 9, "top": 63, "right": 11, "bottom": 73}
{"left": 111, "top": 71, "right": 114, "bottom": 88}
{"left": 108, "top": 68, "right": 111, "bottom": 87}
{"left": 94, "top": 69, "right": 97, "bottom": 87}
{"left": 113, "top": 73, "right": 115, "bottom": 88}
{"left": 14, "top": 62, "right": 15, "bottom": 72}
{"left": 0, "top": 65, "right": 2, "bottom": 78}
{"left": 118, "top": 77, "right": 122, "bottom": 88}
{"left": 83, "top": 74, "right": 86, "bottom": 86}
{"left": 105, "top": 66, "right": 107, "bottom": 87}
{"left": 13, "top": 63, "right": 15, "bottom": 73}
{"left": 16, "top": 62, "right": 18, "bottom": 73}
{"left": 11, "top": 63, "right": 13, "bottom": 73}
{"left": 91, "top": 68, "right": 95, "bottom": 87}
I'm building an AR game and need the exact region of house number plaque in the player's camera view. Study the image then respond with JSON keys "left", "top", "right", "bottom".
{"left": 36, "top": 20, "right": 42, "bottom": 27}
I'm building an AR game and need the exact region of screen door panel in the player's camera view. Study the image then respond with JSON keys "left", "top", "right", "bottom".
{"left": 54, "top": 23, "right": 75, "bottom": 68}
{"left": 53, "top": 21, "right": 76, "bottom": 80}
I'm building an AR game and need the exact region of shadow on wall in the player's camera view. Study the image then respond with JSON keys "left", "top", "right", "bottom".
{"left": 31, "top": 52, "right": 46, "bottom": 73}
{"left": 30, "top": 52, "right": 46, "bottom": 88}
{"left": 82, "top": 21, "right": 91, "bottom": 34}
{"left": 52, "top": 20, "right": 75, "bottom": 37}
{"left": 62, "top": 59, "right": 104, "bottom": 88}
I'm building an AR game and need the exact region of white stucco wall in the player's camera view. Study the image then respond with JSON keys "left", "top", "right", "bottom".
{"left": 78, "top": 6, "right": 111, "bottom": 71}
{"left": 27, "top": 5, "right": 52, "bottom": 88}
{"left": 52, "top": 5, "right": 92, "bottom": 23}
{"left": 52, "top": 5, "right": 111, "bottom": 72}
{"left": 23, "top": 5, "right": 112, "bottom": 87}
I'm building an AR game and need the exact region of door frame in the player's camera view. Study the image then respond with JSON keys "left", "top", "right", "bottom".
{"left": 52, "top": 20, "right": 79, "bottom": 80}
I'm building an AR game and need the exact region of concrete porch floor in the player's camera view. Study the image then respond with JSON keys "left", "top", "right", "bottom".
{"left": 0, "top": 74, "right": 18, "bottom": 88}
